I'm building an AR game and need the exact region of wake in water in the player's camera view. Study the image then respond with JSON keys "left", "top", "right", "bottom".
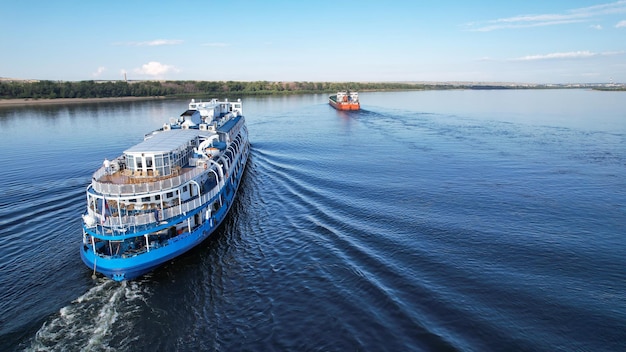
{"left": 2, "top": 92, "right": 623, "bottom": 351}
{"left": 25, "top": 278, "right": 149, "bottom": 352}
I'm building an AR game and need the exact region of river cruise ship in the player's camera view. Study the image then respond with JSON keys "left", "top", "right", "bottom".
{"left": 81, "top": 98, "right": 250, "bottom": 281}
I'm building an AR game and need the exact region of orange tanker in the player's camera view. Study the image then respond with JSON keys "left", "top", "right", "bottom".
{"left": 329, "top": 91, "right": 360, "bottom": 111}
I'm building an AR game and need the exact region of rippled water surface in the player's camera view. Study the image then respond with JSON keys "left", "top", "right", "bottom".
{"left": 1, "top": 90, "right": 625, "bottom": 351}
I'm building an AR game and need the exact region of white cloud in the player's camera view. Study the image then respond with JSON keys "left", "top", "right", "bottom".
{"left": 469, "top": 20, "right": 583, "bottom": 32}
{"left": 92, "top": 66, "right": 106, "bottom": 77}
{"left": 571, "top": 0, "right": 626, "bottom": 15}
{"left": 590, "top": 24, "right": 603, "bottom": 29}
{"left": 114, "top": 39, "right": 183, "bottom": 46}
{"left": 616, "top": 20, "right": 626, "bottom": 27}
{"left": 510, "top": 50, "right": 624, "bottom": 61}
{"left": 133, "top": 61, "right": 180, "bottom": 76}
{"left": 512, "top": 51, "right": 596, "bottom": 61}
{"left": 143, "top": 39, "right": 183, "bottom": 46}
{"left": 466, "top": 1, "right": 626, "bottom": 31}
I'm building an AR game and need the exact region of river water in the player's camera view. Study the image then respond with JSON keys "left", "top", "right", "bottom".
{"left": 0, "top": 90, "right": 625, "bottom": 351}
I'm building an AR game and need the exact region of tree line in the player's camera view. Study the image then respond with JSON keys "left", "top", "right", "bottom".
{"left": 0, "top": 80, "right": 438, "bottom": 99}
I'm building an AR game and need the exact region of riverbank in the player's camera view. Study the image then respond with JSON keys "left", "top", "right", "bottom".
{"left": 0, "top": 96, "right": 166, "bottom": 107}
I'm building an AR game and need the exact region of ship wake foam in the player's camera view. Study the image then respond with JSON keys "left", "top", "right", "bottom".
{"left": 26, "top": 278, "right": 149, "bottom": 352}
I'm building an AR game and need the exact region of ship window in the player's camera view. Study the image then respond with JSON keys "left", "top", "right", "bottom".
{"left": 163, "top": 153, "right": 171, "bottom": 175}
{"left": 166, "top": 192, "right": 173, "bottom": 198}
{"left": 154, "top": 155, "right": 164, "bottom": 176}
{"left": 183, "top": 185, "right": 188, "bottom": 192}
{"left": 141, "top": 197, "right": 150, "bottom": 202}
{"left": 136, "top": 158, "right": 143, "bottom": 169}
{"left": 126, "top": 155, "right": 135, "bottom": 171}
{"left": 155, "top": 195, "right": 161, "bottom": 200}
{"left": 146, "top": 157, "right": 153, "bottom": 168}
{"left": 129, "top": 199, "right": 137, "bottom": 203}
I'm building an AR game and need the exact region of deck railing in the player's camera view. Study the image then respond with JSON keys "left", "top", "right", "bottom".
{"left": 91, "top": 165, "right": 206, "bottom": 196}
{"left": 86, "top": 184, "right": 221, "bottom": 237}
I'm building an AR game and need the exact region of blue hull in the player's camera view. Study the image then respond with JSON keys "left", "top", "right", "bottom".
{"left": 82, "top": 98, "right": 250, "bottom": 281}
{"left": 81, "top": 161, "right": 245, "bottom": 282}
{"left": 81, "top": 219, "right": 219, "bottom": 281}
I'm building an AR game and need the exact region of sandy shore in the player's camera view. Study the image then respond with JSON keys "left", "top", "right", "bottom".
{"left": 0, "top": 96, "right": 166, "bottom": 107}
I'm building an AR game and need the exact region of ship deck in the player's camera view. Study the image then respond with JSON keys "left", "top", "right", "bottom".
{"left": 98, "top": 166, "right": 192, "bottom": 185}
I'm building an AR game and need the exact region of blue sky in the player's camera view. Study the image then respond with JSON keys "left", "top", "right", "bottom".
{"left": 2, "top": 0, "right": 626, "bottom": 83}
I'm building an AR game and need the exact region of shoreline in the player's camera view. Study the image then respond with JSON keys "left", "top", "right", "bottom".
{"left": 0, "top": 96, "right": 167, "bottom": 107}
{"left": 1, "top": 86, "right": 622, "bottom": 108}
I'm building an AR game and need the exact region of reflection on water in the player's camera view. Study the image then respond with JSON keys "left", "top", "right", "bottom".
{"left": 1, "top": 90, "right": 625, "bottom": 351}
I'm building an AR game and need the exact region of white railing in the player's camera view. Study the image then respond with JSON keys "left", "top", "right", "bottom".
{"left": 91, "top": 165, "right": 206, "bottom": 196}
{"left": 87, "top": 184, "right": 221, "bottom": 236}
{"left": 87, "top": 129, "right": 248, "bottom": 237}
